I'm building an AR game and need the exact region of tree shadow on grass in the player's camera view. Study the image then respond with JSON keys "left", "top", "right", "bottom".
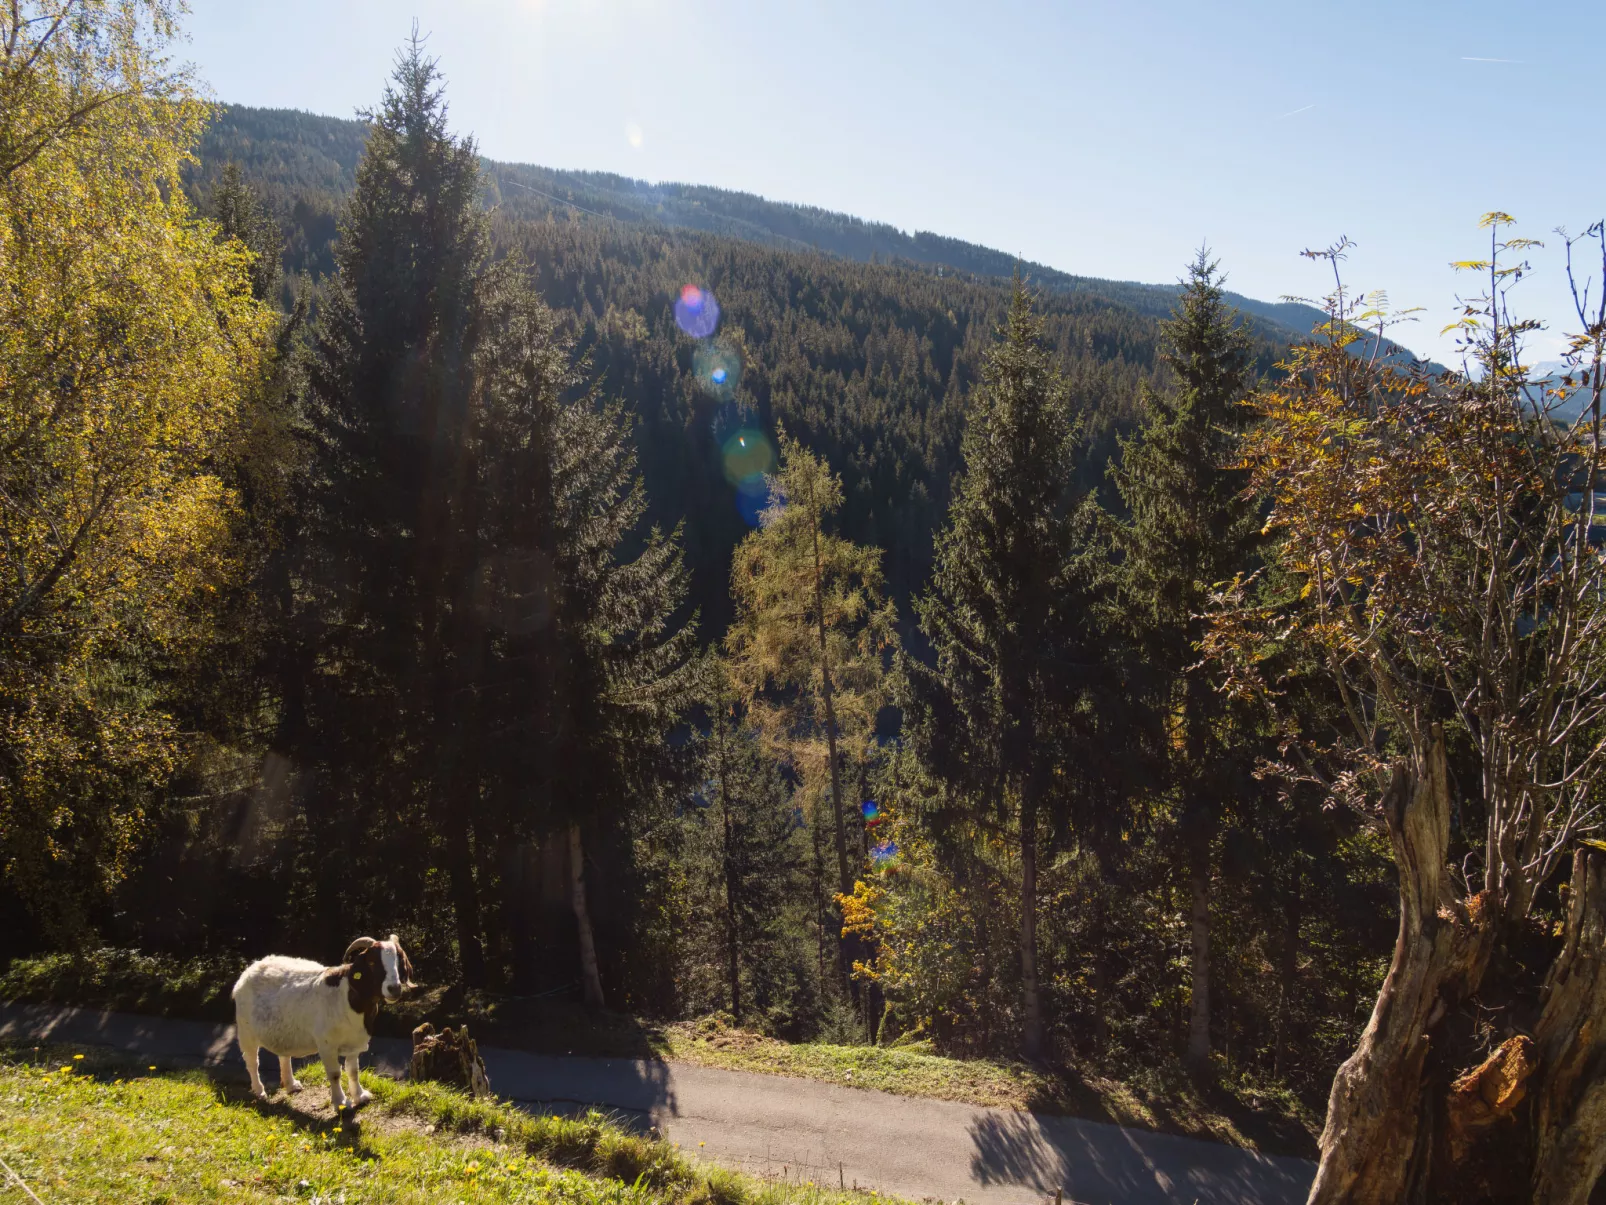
{"left": 1019, "top": 1059, "right": 1320, "bottom": 1161}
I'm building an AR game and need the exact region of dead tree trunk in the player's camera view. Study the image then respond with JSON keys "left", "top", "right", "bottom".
{"left": 1307, "top": 738, "right": 1496, "bottom": 1204}
{"left": 1531, "top": 847, "right": 1606, "bottom": 1205}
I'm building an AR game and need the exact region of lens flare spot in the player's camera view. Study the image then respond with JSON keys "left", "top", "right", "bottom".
{"left": 722, "top": 427, "right": 775, "bottom": 488}
{"left": 860, "top": 800, "right": 880, "bottom": 821}
{"left": 734, "top": 473, "right": 772, "bottom": 528}
{"left": 693, "top": 338, "right": 742, "bottom": 399}
{"left": 870, "top": 840, "right": 899, "bottom": 866}
{"left": 675, "top": 284, "right": 720, "bottom": 338}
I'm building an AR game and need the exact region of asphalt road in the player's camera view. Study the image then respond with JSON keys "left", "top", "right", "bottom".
{"left": 0, "top": 1001, "right": 1315, "bottom": 1205}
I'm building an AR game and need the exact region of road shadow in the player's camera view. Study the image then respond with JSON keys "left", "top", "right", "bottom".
{"left": 969, "top": 1108, "right": 1313, "bottom": 1205}
{"left": 483, "top": 1046, "right": 678, "bottom": 1134}
{"left": 380, "top": 987, "right": 669, "bottom": 1059}
{"left": 1021, "top": 1060, "right": 1319, "bottom": 1162}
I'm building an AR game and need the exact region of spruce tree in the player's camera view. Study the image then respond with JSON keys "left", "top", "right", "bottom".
{"left": 211, "top": 162, "right": 282, "bottom": 305}
{"left": 1109, "top": 250, "right": 1258, "bottom": 1075}
{"left": 907, "top": 278, "right": 1108, "bottom": 1058}
{"left": 686, "top": 667, "right": 809, "bottom": 1023}
{"left": 297, "top": 38, "right": 491, "bottom": 979}
{"left": 295, "top": 37, "right": 701, "bottom": 994}
{"left": 477, "top": 276, "right": 702, "bottom": 1002}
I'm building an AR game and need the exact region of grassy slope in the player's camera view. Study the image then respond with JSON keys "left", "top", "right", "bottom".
{"left": 1, "top": 953, "right": 1321, "bottom": 1159}
{"left": 0, "top": 1044, "right": 892, "bottom": 1205}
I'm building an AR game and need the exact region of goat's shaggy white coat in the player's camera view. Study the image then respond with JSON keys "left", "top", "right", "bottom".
{"left": 232, "top": 939, "right": 403, "bottom": 1109}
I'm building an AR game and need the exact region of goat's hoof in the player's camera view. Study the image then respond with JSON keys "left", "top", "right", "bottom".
{"left": 285, "top": 1079, "right": 305, "bottom": 1094}
{"left": 351, "top": 1088, "right": 373, "bottom": 1109}
{"left": 251, "top": 1088, "right": 269, "bottom": 1102}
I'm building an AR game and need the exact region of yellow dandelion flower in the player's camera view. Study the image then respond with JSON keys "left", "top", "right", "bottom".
{"left": 73, "top": 1054, "right": 84, "bottom": 1060}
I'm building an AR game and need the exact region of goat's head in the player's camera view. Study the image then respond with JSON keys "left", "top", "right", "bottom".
{"left": 344, "top": 933, "right": 414, "bottom": 1004}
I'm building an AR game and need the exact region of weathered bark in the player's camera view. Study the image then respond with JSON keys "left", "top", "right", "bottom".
{"left": 1531, "top": 848, "right": 1606, "bottom": 1205}
{"left": 410, "top": 1022, "right": 491, "bottom": 1098}
{"left": 1307, "top": 738, "right": 1495, "bottom": 1205}
{"left": 569, "top": 822, "right": 605, "bottom": 1007}
{"left": 1020, "top": 784, "right": 1044, "bottom": 1060}
{"left": 1186, "top": 831, "right": 1212, "bottom": 1077}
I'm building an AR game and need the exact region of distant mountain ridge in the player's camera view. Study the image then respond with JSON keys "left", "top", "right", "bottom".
{"left": 196, "top": 104, "right": 1340, "bottom": 348}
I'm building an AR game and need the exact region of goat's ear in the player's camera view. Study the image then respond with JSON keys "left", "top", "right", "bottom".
{"left": 344, "top": 936, "right": 378, "bottom": 963}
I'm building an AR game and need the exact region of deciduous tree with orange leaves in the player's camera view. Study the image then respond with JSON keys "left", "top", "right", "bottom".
{"left": 1206, "top": 217, "right": 1606, "bottom": 1203}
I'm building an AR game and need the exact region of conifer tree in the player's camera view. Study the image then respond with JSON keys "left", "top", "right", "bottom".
{"left": 211, "top": 162, "right": 282, "bottom": 305}
{"left": 1109, "top": 251, "right": 1257, "bottom": 1075}
{"left": 297, "top": 39, "right": 699, "bottom": 994}
{"left": 685, "top": 666, "right": 809, "bottom": 1022}
{"left": 297, "top": 37, "right": 492, "bottom": 979}
{"left": 907, "top": 279, "right": 1108, "bottom": 1058}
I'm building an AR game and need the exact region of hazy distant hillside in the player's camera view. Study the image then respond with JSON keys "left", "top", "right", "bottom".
{"left": 185, "top": 103, "right": 1339, "bottom": 633}
{"left": 194, "top": 104, "right": 1333, "bottom": 345}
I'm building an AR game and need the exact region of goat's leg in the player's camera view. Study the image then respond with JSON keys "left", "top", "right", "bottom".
{"left": 343, "top": 1054, "right": 372, "bottom": 1107}
{"left": 238, "top": 1028, "right": 267, "bottom": 1101}
{"left": 318, "top": 1046, "right": 346, "bottom": 1110}
{"left": 279, "top": 1054, "right": 304, "bottom": 1094}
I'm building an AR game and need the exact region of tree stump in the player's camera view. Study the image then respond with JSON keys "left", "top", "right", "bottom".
{"left": 410, "top": 1022, "right": 491, "bottom": 1098}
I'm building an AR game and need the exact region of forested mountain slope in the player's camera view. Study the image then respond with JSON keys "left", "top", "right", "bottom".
{"left": 194, "top": 104, "right": 1330, "bottom": 341}
{"left": 190, "top": 105, "right": 1301, "bottom": 631}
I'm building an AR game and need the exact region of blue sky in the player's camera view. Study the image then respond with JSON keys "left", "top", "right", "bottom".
{"left": 185, "top": 0, "right": 1603, "bottom": 362}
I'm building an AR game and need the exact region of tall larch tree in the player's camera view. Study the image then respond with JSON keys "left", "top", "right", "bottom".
{"left": 725, "top": 434, "right": 897, "bottom": 973}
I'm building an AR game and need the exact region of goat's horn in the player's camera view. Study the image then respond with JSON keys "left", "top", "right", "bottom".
{"left": 343, "top": 937, "right": 377, "bottom": 963}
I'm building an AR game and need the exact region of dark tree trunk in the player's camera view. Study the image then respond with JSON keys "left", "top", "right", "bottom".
{"left": 1186, "top": 828, "right": 1212, "bottom": 1077}
{"left": 569, "top": 822, "right": 605, "bottom": 1007}
{"left": 1020, "top": 783, "right": 1043, "bottom": 1060}
{"left": 715, "top": 706, "right": 742, "bottom": 1021}
{"left": 1307, "top": 738, "right": 1495, "bottom": 1204}
{"left": 1274, "top": 870, "right": 1301, "bottom": 1079}
{"left": 1530, "top": 847, "right": 1606, "bottom": 1204}
{"left": 445, "top": 808, "right": 487, "bottom": 989}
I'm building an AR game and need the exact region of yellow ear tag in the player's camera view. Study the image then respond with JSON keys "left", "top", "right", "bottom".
{"left": 353, "top": 972, "right": 362, "bottom": 979}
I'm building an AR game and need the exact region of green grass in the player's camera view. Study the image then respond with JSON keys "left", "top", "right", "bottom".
{"left": 0, "top": 1044, "right": 900, "bottom": 1205}
{"left": 2, "top": 950, "right": 1321, "bottom": 1158}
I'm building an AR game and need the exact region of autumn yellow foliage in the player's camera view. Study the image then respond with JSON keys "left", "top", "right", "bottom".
{"left": 0, "top": 3, "right": 276, "bottom": 940}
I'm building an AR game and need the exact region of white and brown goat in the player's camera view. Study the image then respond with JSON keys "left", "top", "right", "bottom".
{"left": 232, "top": 934, "right": 413, "bottom": 1109}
